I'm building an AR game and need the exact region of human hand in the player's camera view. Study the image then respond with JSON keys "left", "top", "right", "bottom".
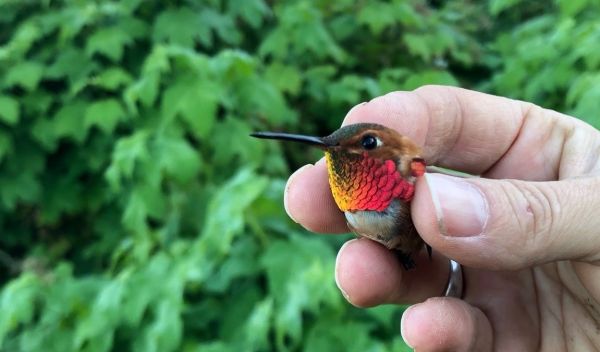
{"left": 284, "top": 86, "right": 600, "bottom": 351}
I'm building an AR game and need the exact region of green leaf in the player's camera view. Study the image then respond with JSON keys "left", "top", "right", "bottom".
{"left": 571, "top": 84, "right": 600, "bottom": 128}
{"left": 327, "top": 75, "right": 366, "bottom": 104}
{"left": 557, "top": 0, "right": 588, "bottom": 16}
{"left": 357, "top": 2, "right": 397, "bottom": 35}
{"left": 200, "top": 9, "right": 242, "bottom": 45}
{"left": 244, "top": 298, "right": 273, "bottom": 350}
{"left": 75, "top": 278, "right": 126, "bottom": 349}
{"left": 125, "top": 73, "right": 160, "bottom": 113}
{"left": 235, "top": 74, "right": 296, "bottom": 124}
{"left": 0, "top": 273, "right": 40, "bottom": 345}
{"left": 84, "top": 99, "right": 126, "bottom": 134}
{"left": 305, "top": 318, "right": 397, "bottom": 352}
{"left": 139, "top": 300, "right": 183, "bottom": 352}
{"left": 227, "top": 0, "right": 269, "bottom": 28}
{"left": 52, "top": 100, "right": 87, "bottom": 143}
{"left": 123, "top": 188, "right": 149, "bottom": 233}
{"left": 394, "top": 2, "right": 421, "bottom": 27}
{"left": 155, "top": 135, "right": 202, "bottom": 184}
{"left": 161, "top": 79, "right": 219, "bottom": 138}
{"left": 92, "top": 67, "right": 133, "bottom": 90}
{"left": 4, "top": 61, "right": 44, "bottom": 91}
{"left": 121, "top": 257, "right": 165, "bottom": 326}
{"left": 118, "top": 16, "right": 149, "bottom": 39}
{"left": 86, "top": 26, "right": 133, "bottom": 62}
{"left": 0, "top": 171, "right": 41, "bottom": 209}
{"left": 31, "top": 117, "right": 57, "bottom": 151}
{"left": 153, "top": 8, "right": 210, "bottom": 47}
{"left": 264, "top": 62, "right": 302, "bottom": 95}
{"left": 257, "top": 30, "right": 288, "bottom": 59}
{"left": 105, "top": 130, "right": 150, "bottom": 189}
{"left": 21, "top": 91, "right": 53, "bottom": 115}
{"left": 0, "top": 95, "right": 19, "bottom": 125}
{"left": 403, "top": 33, "right": 432, "bottom": 61}
{"left": 45, "top": 47, "right": 98, "bottom": 93}
{"left": 200, "top": 169, "right": 268, "bottom": 255}
{"left": 261, "top": 234, "right": 339, "bottom": 350}
{"left": 142, "top": 45, "right": 171, "bottom": 74}
{"left": 0, "top": 20, "right": 42, "bottom": 60}
{"left": 489, "top": 0, "right": 522, "bottom": 16}
{"left": 211, "top": 118, "right": 260, "bottom": 167}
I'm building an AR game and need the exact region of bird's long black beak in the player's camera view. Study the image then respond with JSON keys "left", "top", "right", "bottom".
{"left": 250, "top": 131, "right": 327, "bottom": 148}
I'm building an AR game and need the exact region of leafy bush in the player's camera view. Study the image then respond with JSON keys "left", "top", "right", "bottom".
{"left": 0, "top": 0, "right": 598, "bottom": 351}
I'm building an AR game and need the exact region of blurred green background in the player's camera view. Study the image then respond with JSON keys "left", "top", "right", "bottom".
{"left": 1, "top": 0, "right": 599, "bottom": 351}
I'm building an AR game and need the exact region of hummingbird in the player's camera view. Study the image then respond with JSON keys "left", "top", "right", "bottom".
{"left": 251, "top": 123, "right": 429, "bottom": 270}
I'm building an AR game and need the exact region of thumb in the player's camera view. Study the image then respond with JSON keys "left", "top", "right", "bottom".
{"left": 412, "top": 173, "right": 600, "bottom": 270}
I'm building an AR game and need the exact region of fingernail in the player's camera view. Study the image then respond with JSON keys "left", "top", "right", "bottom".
{"left": 425, "top": 173, "right": 488, "bottom": 237}
{"left": 284, "top": 164, "right": 313, "bottom": 223}
{"left": 400, "top": 304, "right": 420, "bottom": 348}
{"left": 334, "top": 239, "right": 357, "bottom": 302}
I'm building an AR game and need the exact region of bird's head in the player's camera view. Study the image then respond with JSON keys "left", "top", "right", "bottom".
{"left": 252, "top": 123, "right": 425, "bottom": 212}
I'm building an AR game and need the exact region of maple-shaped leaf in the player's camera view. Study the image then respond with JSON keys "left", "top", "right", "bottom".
{"left": 4, "top": 61, "right": 44, "bottom": 91}
{"left": 86, "top": 27, "right": 133, "bottom": 62}
{"left": 84, "top": 99, "right": 126, "bottom": 134}
{"left": 153, "top": 8, "right": 211, "bottom": 48}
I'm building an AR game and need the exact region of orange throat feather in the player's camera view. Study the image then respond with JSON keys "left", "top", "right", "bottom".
{"left": 325, "top": 151, "right": 415, "bottom": 213}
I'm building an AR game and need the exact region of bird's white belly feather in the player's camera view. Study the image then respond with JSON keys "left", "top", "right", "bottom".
{"left": 344, "top": 199, "right": 403, "bottom": 249}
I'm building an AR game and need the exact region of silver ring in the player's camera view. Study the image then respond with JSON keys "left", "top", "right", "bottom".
{"left": 444, "top": 260, "right": 464, "bottom": 298}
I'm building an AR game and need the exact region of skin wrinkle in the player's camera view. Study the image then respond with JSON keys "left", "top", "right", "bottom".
{"left": 526, "top": 106, "right": 559, "bottom": 180}
{"left": 586, "top": 142, "right": 600, "bottom": 176}
{"left": 417, "top": 87, "right": 516, "bottom": 174}
{"left": 448, "top": 86, "right": 468, "bottom": 170}
{"left": 556, "top": 261, "right": 600, "bottom": 351}
{"left": 582, "top": 321, "right": 600, "bottom": 352}
{"left": 539, "top": 183, "right": 572, "bottom": 262}
{"left": 485, "top": 104, "right": 554, "bottom": 180}
{"left": 385, "top": 274, "right": 405, "bottom": 304}
{"left": 380, "top": 93, "right": 396, "bottom": 129}
{"left": 483, "top": 306, "right": 499, "bottom": 352}
{"left": 558, "top": 261, "right": 600, "bottom": 327}
{"left": 517, "top": 270, "right": 544, "bottom": 351}
{"left": 414, "top": 87, "right": 462, "bottom": 166}
{"left": 505, "top": 181, "right": 535, "bottom": 256}
{"left": 482, "top": 180, "right": 535, "bottom": 269}
{"left": 469, "top": 293, "right": 497, "bottom": 349}
{"left": 555, "top": 123, "right": 569, "bottom": 180}
{"left": 385, "top": 92, "right": 427, "bottom": 146}
{"left": 560, "top": 283, "right": 570, "bottom": 351}
{"left": 544, "top": 112, "right": 567, "bottom": 180}
{"left": 473, "top": 274, "right": 527, "bottom": 351}
{"left": 560, "top": 126, "right": 600, "bottom": 178}
{"left": 535, "top": 266, "right": 565, "bottom": 351}
{"left": 519, "top": 181, "right": 554, "bottom": 263}
{"left": 475, "top": 307, "right": 497, "bottom": 352}
{"left": 531, "top": 268, "right": 543, "bottom": 351}
{"left": 559, "top": 112, "right": 600, "bottom": 178}
{"left": 580, "top": 190, "right": 600, "bottom": 262}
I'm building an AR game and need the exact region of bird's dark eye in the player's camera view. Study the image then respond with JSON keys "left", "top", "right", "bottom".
{"left": 361, "top": 135, "right": 378, "bottom": 150}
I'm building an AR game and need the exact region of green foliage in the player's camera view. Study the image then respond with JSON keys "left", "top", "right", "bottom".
{"left": 0, "top": 0, "right": 599, "bottom": 351}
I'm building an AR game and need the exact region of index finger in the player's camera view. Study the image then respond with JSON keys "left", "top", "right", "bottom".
{"left": 344, "top": 85, "right": 584, "bottom": 177}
